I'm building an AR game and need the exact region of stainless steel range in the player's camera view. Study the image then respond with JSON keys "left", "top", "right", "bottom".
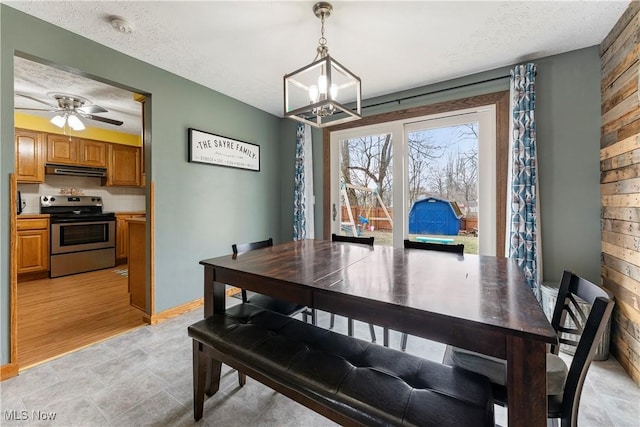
{"left": 40, "top": 195, "right": 116, "bottom": 278}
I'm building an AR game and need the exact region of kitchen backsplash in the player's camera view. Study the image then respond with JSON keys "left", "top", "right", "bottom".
{"left": 18, "top": 175, "right": 145, "bottom": 214}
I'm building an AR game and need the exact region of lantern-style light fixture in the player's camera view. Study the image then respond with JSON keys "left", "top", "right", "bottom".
{"left": 283, "top": 2, "right": 361, "bottom": 128}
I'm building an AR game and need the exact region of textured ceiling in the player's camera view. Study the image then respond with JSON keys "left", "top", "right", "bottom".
{"left": 7, "top": 0, "right": 630, "bottom": 134}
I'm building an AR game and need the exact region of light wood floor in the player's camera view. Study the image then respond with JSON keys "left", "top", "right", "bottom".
{"left": 17, "top": 266, "right": 146, "bottom": 369}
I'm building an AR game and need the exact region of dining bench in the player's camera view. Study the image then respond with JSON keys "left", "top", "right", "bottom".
{"left": 188, "top": 303, "right": 494, "bottom": 426}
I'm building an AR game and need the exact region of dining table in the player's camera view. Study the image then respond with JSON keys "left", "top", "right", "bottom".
{"left": 200, "top": 239, "right": 557, "bottom": 427}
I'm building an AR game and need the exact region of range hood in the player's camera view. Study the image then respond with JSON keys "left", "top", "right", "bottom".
{"left": 45, "top": 164, "right": 107, "bottom": 178}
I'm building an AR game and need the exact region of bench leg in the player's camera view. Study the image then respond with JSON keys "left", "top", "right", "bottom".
{"left": 204, "top": 357, "right": 222, "bottom": 397}
{"left": 193, "top": 340, "right": 218, "bottom": 421}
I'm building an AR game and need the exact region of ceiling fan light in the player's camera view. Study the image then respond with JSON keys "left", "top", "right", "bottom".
{"left": 67, "top": 114, "right": 85, "bottom": 131}
{"left": 50, "top": 115, "right": 66, "bottom": 128}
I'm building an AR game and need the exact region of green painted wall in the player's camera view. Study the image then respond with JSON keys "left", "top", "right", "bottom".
{"left": 279, "top": 47, "right": 602, "bottom": 285}
{"left": 535, "top": 48, "right": 602, "bottom": 285}
{"left": 0, "top": 6, "right": 282, "bottom": 364}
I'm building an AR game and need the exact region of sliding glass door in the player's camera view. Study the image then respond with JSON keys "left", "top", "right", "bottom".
{"left": 330, "top": 106, "right": 496, "bottom": 254}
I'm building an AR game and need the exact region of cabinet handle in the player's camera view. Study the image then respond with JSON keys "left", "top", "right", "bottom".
{"left": 332, "top": 203, "right": 337, "bottom": 221}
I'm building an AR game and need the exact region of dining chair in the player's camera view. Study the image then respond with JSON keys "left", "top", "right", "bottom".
{"left": 388, "top": 239, "right": 465, "bottom": 350}
{"left": 330, "top": 233, "right": 377, "bottom": 343}
{"left": 403, "top": 239, "right": 465, "bottom": 254}
{"left": 443, "top": 270, "right": 615, "bottom": 427}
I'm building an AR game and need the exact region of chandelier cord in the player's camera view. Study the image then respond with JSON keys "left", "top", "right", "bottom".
{"left": 315, "top": 11, "right": 329, "bottom": 61}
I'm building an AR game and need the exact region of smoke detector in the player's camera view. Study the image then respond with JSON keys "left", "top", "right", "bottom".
{"left": 110, "top": 16, "right": 134, "bottom": 34}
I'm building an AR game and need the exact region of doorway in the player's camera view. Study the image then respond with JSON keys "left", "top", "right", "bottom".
{"left": 323, "top": 91, "right": 510, "bottom": 256}
{"left": 12, "top": 55, "right": 151, "bottom": 369}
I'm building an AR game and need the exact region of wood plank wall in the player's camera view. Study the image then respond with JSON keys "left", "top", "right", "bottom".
{"left": 600, "top": 0, "right": 640, "bottom": 385}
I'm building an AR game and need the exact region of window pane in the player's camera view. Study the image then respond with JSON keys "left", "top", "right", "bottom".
{"left": 339, "top": 133, "right": 393, "bottom": 245}
{"left": 406, "top": 123, "right": 479, "bottom": 253}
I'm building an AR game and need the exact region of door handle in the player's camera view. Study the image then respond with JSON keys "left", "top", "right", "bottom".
{"left": 332, "top": 203, "right": 337, "bottom": 221}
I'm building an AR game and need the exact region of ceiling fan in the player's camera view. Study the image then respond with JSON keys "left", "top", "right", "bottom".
{"left": 15, "top": 93, "right": 124, "bottom": 131}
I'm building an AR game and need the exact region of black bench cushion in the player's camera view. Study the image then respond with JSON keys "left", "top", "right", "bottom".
{"left": 189, "top": 304, "right": 494, "bottom": 427}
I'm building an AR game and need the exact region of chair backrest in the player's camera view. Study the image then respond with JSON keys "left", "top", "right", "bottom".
{"left": 403, "top": 239, "right": 464, "bottom": 255}
{"left": 331, "top": 233, "right": 374, "bottom": 246}
{"left": 232, "top": 237, "right": 273, "bottom": 255}
{"left": 550, "top": 271, "right": 615, "bottom": 424}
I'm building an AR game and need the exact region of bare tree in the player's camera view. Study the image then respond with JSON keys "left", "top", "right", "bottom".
{"left": 341, "top": 133, "right": 392, "bottom": 205}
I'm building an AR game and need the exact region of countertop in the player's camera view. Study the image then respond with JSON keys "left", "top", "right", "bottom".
{"left": 115, "top": 211, "right": 146, "bottom": 216}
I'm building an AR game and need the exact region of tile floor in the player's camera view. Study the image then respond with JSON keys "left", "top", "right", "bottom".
{"left": 1, "top": 299, "right": 639, "bottom": 427}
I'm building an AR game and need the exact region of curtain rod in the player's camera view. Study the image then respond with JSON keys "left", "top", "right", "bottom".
{"left": 361, "top": 74, "right": 511, "bottom": 111}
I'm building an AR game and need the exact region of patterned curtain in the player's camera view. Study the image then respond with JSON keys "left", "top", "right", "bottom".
{"left": 293, "top": 123, "right": 314, "bottom": 240}
{"left": 508, "top": 63, "right": 542, "bottom": 300}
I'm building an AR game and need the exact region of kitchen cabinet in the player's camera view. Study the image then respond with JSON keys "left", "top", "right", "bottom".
{"left": 15, "top": 129, "right": 45, "bottom": 183}
{"left": 17, "top": 217, "right": 49, "bottom": 275}
{"left": 115, "top": 213, "right": 145, "bottom": 264}
{"left": 128, "top": 218, "right": 147, "bottom": 312}
{"left": 47, "top": 134, "right": 107, "bottom": 168}
{"left": 78, "top": 139, "right": 107, "bottom": 167}
{"left": 106, "top": 144, "right": 142, "bottom": 187}
{"left": 47, "top": 134, "right": 77, "bottom": 165}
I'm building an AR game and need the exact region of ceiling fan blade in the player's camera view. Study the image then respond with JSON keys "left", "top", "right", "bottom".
{"left": 86, "top": 115, "right": 124, "bottom": 126}
{"left": 16, "top": 93, "right": 57, "bottom": 108}
{"left": 77, "top": 104, "right": 108, "bottom": 114}
{"left": 15, "top": 107, "right": 58, "bottom": 112}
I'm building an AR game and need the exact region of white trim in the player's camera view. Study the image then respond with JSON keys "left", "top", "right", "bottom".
{"left": 303, "top": 124, "right": 315, "bottom": 239}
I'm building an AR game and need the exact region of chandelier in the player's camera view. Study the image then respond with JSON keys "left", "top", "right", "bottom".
{"left": 283, "top": 2, "right": 361, "bottom": 128}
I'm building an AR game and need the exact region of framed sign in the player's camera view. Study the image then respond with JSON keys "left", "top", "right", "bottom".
{"left": 188, "top": 128, "right": 260, "bottom": 171}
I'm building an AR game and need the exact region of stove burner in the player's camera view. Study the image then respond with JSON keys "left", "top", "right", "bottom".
{"left": 40, "top": 195, "right": 114, "bottom": 223}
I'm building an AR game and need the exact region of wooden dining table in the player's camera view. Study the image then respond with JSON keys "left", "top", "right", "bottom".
{"left": 200, "top": 239, "right": 557, "bottom": 427}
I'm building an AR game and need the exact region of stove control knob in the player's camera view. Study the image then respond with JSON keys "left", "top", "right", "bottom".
{"left": 50, "top": 197, "right": 55, "bottom": 202}
{"left": 43, "top": 196, "right": 48, "bottom": 201}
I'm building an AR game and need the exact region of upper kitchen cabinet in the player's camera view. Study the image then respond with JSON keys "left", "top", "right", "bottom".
{"left": 15, "top": 129, "right": 45, "bottom": 183}
{"left": 47, "top": 133, "right": 77, "bottom": 165}
{"left": 79, "top": 139, "right": 107, "bottom": 167}
{"left": 46, "top": 134, "right": 107, "bottom": 168}
{"left": 106, "top": 144, "right": 142, "bottom": 187}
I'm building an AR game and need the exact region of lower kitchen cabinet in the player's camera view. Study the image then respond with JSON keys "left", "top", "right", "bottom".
{"left": 17, "top": 217, "right": 49, "bottom": 275}
{"left": 116, "top": 213, "right": 145, "bottom": 264}
{"left": 128, "top": 218, "right": 147, "bottom": 312}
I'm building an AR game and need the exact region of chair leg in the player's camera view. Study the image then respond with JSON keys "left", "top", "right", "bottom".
{"left": 369, "top": 323, "right": 376, "bottom": 343}
{"left": 348, "top": 318, "right": 354, "bottom": 336}
{"left": 330, "top": 313, "right": 335, "bottom": 329}
{"left": 401, "top": 332, "right": 408, "bottom": 351}
{"left": 383, "top": 327, "right": 390, "bottom": 347}
{"left": 238, "top": 371, "right": 246, "bottom": 387}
